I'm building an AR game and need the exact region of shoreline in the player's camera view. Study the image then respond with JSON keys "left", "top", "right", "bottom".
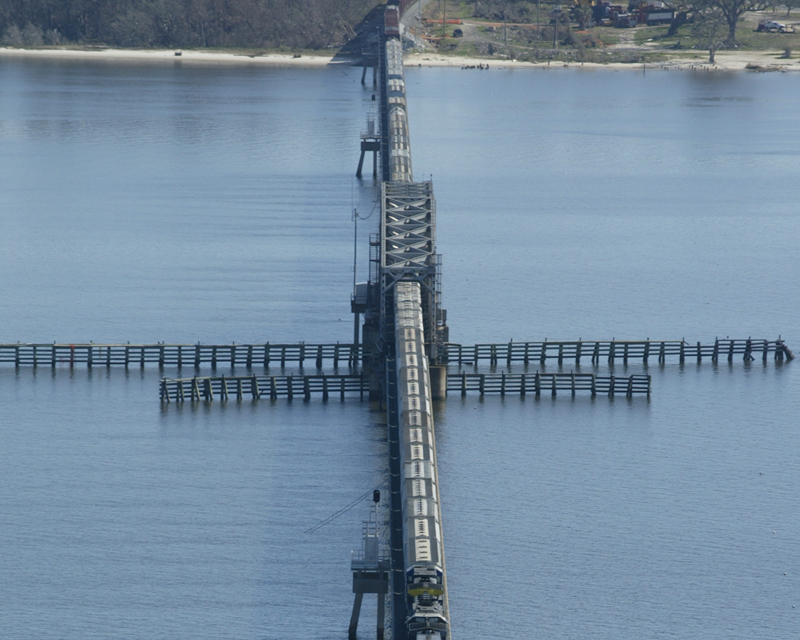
{"left": 1, "top": 45, "right": 798, "bottom": 72}
{"left": 405, "top": 50, "right": 800, "bottom": 72}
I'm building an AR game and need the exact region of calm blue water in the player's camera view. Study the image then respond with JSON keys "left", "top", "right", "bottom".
{"left": 1, "top": 59, "right": 799, "bottom": 639}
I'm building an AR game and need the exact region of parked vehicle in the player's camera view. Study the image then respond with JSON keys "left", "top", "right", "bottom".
{"left": 757, "top": 21, "right": 793, "bottom": 33}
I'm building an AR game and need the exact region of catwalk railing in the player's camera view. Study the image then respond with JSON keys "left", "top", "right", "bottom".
{"left": 160, "top": 373, "right": 367, "bottom": 402}
{"left": 448, "top": 372, "right": 651, "bottom": 398}
{"left": 0, "top": 342, "right": 364, "bottom": 369}
{"left": 442, "top": 338, "right": 793, "bottom": 367}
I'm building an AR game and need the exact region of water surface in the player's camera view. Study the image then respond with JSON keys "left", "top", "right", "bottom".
{"left": 1, "top": 59, "right": 798, "bottom": 639}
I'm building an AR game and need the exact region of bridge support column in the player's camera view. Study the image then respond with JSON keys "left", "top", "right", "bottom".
{"left": 348, "top": 592, "right": 364, "bottom": 639}
{"left": 430, "top": 365, "right": 447, "bottom": 400}
{"left": 356, "top": 139, "right": 380, "bottom": 179}
{"left": 348, "top": 569, "right": 388, "bottom": 639}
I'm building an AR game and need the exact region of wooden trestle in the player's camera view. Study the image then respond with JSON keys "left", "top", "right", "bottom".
{"left": 449, "top": 372, "right": 650, "bottom": 397}
{"left": 443, "top": 338, "right": 793, "bottom": 367}
{"left": 159, "top": 373, "right": 366, "bottom": 402}
{"left": 0, "top": 342, "right": 363, "bottom": 369}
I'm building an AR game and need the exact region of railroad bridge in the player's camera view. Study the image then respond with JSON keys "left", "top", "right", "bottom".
{"left": 2, "top": 3, "right": 794, "bottom": 640}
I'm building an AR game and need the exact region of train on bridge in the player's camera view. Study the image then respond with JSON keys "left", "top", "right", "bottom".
{"left": 395, "top": 281, "right": 449, "bottom": 640}
{"left": 383, "top": 4, "right": 449, "bottom": 640}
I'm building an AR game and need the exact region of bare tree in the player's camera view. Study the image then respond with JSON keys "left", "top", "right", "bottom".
{"left": 709, "top": 0, "right": 763, "bottom": 45}
{"left": 692, "top": 6, "right": 727, "bottom": 61}
{"left": 784, "top": 0, "right": 800, "bottom": 16}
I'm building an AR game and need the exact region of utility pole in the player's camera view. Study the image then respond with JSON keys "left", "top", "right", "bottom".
{"left": 418, "top": 0, "right": 421, "bottom": 44}
{"left": 503, "top": 1, "right": 508, "bottom": 47}
{"left": 553, "top": 4, "right": 561, "bottom": 52}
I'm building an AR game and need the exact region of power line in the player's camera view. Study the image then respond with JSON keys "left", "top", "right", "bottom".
{"left": 305, "top": 481, "right": 387, "bottom": 534}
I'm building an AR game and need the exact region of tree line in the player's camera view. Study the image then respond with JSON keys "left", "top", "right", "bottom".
{"left": 0, "top": 0, "right": 379, "bottom": 49}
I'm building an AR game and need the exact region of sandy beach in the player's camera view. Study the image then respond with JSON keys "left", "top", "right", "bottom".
{"left": 1, "top": 45, "right": 798, "bottom": 72}
{"left": 0, "top": 46, "right": 336, "bottom": 67}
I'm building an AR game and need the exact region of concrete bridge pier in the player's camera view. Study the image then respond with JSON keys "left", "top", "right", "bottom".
{"left": 360, "top": 50, "right": 378, "bottom": 87}
{"left": 349, "top": 493, "right": 389, "bottom": 639}
{"left": 430, "top": 365, "right": 447, "bottom": 400}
